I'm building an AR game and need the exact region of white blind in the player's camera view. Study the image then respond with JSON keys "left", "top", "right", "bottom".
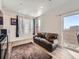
{"left": 19, "top": 17, "right": 33, "bottom": 36}
{"left": 23, "top": 19, "right": 30, "bottom": 34}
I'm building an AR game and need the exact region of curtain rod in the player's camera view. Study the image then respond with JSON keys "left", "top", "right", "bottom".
{"left": 58, "top": 9, "right": 79, "bottom": 16}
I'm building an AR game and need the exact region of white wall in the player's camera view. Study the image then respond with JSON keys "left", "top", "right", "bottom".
{"left": 3, "top": 8, "right": 33, "bottom": 42}
{"left": 39, "top": 0, "right": 79, "bottom": 45}
{"left": 2, "top": 0, "right": 79, "bottom": 43}
{"left": 0, "top": 0, "right": 2, "bottom": 10}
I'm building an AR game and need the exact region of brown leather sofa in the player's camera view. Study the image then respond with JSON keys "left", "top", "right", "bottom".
{"left": 33, "top": 32, "right": 58, "bottom": 52}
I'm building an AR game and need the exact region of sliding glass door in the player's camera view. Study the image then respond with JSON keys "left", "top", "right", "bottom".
{"left": 63, "top": 14, "right": 79, "bottom": 51}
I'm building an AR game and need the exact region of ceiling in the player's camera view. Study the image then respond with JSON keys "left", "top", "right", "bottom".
{"left": 2, "top": 0, "right": 69, "bottom": 17}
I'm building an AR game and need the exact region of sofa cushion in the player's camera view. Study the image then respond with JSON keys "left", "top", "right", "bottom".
{"left": 45, "top": 33, "right": 58, "bottom": 43}
{"left": 37, "top": 32, "right": 45, "bottom": 38}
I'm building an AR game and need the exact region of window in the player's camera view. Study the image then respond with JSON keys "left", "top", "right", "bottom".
{"left": 18, "top": 16, "right": 41, "bottom": 36}
{"left": 33, "top": 19, "right": 41, "bottom": 35}
{"left": 64, "top": 14, "right": 79, "bottom": 29}
{"left": 19, "top": 17, "right": 33, "bottom": 36}
{"left": 35, "top": 19, "right": 41, "bottom": 33}
{"left": 23, "top": 19, "right": 32, "bottom": 34}
{"left": 63, "top": 13, "right": 79, "bottom": 50}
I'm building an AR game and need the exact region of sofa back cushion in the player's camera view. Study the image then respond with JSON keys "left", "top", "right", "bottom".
{"left": 36, "top": 32, "right": 58, "bottom": 43}
{"left": 37, "top": 32, "right": 45, "bottom": 38}
{"left": 45, "top": 33, "right": 58, "bottom": 42}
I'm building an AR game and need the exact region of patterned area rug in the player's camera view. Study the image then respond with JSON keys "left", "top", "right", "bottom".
{"left": 10, "top": 42, "right": 52, "bottom": 59}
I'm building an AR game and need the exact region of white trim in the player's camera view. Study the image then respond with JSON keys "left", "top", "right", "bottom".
{"left": 61, "top": 10, "right": 79, "bottom": 48}
{"left": 60, "top": 15, "right": 64, "bottom": 48}
{"left": 58, "top": 9, "right": 79, "bottom": 17}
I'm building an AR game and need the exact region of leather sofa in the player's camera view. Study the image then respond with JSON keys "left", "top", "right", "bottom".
{"left": 33, "top": 32, "right": 58, "bottom": 52}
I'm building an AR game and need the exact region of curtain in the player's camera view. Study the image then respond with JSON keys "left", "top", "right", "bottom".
{"left": 16, "top": 15, "right": 19, "bottom": 37}
{"left": 33, "top": 19, "right": 35, "bottom": 35}
{"left": 33, "top": 18, "right": 40, "bottom": 35}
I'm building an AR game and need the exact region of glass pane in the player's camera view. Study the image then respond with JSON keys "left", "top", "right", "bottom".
{"left": 64, "top": 14, "right": 79, "bottom": 29}
{"left": 63, "top": 14, "right": 79, "bottom": 51}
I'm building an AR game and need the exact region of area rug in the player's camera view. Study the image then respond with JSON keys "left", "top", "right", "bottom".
{"left": 10, "top": 42, "right": 52, "bottom": 59}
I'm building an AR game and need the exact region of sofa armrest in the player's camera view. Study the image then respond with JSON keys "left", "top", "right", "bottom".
{"left": 33, "top": 37, "right": 53, "bottom": 52}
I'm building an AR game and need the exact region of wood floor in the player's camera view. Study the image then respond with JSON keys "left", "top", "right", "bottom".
{"left": 51, "top": 48, "right": 76, "bottom": 59}
{"left": 34, "top": 43, "right": 77, "bottom": 59}
{"left": 8, "top": 39, "right": 78, "bottom": 59}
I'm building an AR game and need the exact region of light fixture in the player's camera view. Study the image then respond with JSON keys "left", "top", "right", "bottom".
{"left": 40, "top": 6, "right": 43, "bottom": 9}
{"left": 49, "top": 0, "right": 52, "bottom": 1}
